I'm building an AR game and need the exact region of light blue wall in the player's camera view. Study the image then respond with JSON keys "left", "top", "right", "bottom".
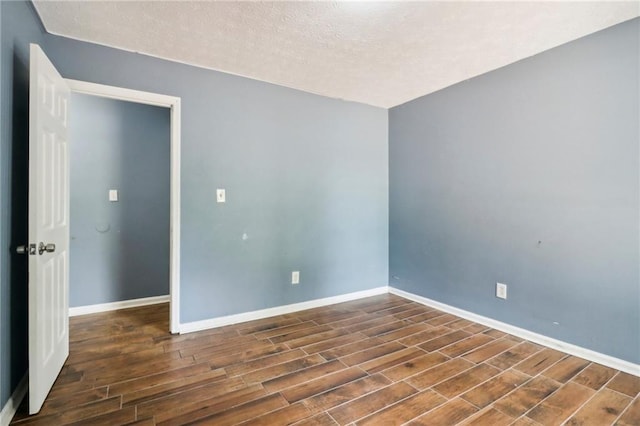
{"left": 389, "top": 18, "right": 639, "bottom": 363}
{"left": 0, "top": 0, "right": 45, "bottom": 407}
{"left": 0, "top": 0, "right": 3, "bottom": 408}
{"left": 0, "top": 0, "right": 3, "bottom": 407}
{"left": 69, "top": 94, "right": 170, "bottom": 307}
{"left": 43, "top": 35, "right": 389, "bottom": 323}
{"left": 0, "top": 0, "right": 388, "bottom": 408}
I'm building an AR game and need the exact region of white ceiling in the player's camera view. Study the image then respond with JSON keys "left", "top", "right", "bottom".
{"left": 33, "top": 1, "right": 639, "bottom": 108}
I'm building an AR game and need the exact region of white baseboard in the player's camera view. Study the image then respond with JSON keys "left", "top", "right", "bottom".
{"left": 389, "top": 286, "right": 640, "bottom": 377}
{"left": 179, "top": 286, "right": 389, "bottom": 334}
{"left": 0, "top": 374, "right": 27, "bottom": 426}
{"left": 69, "top": 295, "right": 170, "bottom": 317}
{"left": 65, "top": 286, "right": 638, "bottom": 376}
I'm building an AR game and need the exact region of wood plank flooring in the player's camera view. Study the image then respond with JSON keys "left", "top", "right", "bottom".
{"left": 11, "top": 294, "right": 640, "bottom": 425}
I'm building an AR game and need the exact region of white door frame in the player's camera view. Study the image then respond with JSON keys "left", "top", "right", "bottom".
{"left": 65, "top": 79, "right": 181, "bottom": 334}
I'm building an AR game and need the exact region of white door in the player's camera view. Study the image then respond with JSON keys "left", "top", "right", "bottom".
{"left": 27, "top": 43, "right": 70, "bottom": 414}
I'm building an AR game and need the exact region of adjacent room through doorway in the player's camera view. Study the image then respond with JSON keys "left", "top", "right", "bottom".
{"left": 68, "top": 94, "right": 171, "bottom": 319}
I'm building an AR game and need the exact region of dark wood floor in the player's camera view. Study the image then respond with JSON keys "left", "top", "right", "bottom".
{"left": 11, "top": 294, "right": 640, "bottom": 425}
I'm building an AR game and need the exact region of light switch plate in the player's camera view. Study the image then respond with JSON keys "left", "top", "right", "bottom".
{"left": 109, "top": 189, "right": 118, "bottom": 202}
{"left": 216, "top": 189, "right": 226, "bottom": 203}
{"left": 496, "top": 282, "right": 507, "bottom": 300}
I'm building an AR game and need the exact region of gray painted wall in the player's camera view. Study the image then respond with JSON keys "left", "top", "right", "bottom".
{"left": 389, "top": 18, "right": 639, "bottom": 363}
{"left": 69, "top": 94, "right": 170, "bottom": 307}
{"left": 43, "top": 35, "right": 389, "bottom": 323}
{"left": 0, "top": 0, "right": 388, "bottom": 408}
{"left": 0, "top": 0, "right": 3, "bottom": 407}
{"left": 0, "top": 0, "right": 3, "bottom": 408}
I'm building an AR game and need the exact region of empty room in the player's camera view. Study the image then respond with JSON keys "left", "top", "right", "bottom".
{"left": 0, "top": 1, "right": 638, "bottom": 425}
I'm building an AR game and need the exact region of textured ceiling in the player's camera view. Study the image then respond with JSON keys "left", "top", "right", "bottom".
{"left": 33, "top": 1, "right": 639, "bottom": 108}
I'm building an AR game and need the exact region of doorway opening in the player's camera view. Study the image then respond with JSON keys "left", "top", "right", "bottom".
{"left": 66, "top": 80, "right": 181, "bottom": 334}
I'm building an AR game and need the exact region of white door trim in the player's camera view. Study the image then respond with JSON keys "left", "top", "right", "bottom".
{"left": 65, "top": 79, "right": 181, "bottom": 334}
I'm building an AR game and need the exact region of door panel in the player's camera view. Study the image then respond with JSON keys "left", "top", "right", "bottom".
{"left": 28, "top": 43, "right": 70, "bottom": 415}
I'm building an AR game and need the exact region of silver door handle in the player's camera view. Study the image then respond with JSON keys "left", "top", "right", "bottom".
{"left": 16, "top": 244, "right": 36, "bottom": 255}
{"left": 39, "top": 242, "right": 56, "bottom": 255}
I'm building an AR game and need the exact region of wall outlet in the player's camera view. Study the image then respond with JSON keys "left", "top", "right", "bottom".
{"left": 216, "top": 189, "right": 225, "bottom": 203}
{"left": 109, "top": 189, "right": 118, "bottom": 202}
{"left": 291, "top": 271, "right": 300, "bottom": 285}
{"left": 496, "top": 282, "right": 507, "bottom": 300}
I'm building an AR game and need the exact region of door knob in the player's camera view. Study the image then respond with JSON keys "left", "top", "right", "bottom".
{"left": 38, "top": 242, "right": 56, "bottom": 255}
{"left": 16, "top": 244, "right": 36, "bottom": 255}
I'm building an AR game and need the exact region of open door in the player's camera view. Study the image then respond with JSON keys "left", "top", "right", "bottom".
{"left": 26, "top": 43, "right": 70, "bottom": 414}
